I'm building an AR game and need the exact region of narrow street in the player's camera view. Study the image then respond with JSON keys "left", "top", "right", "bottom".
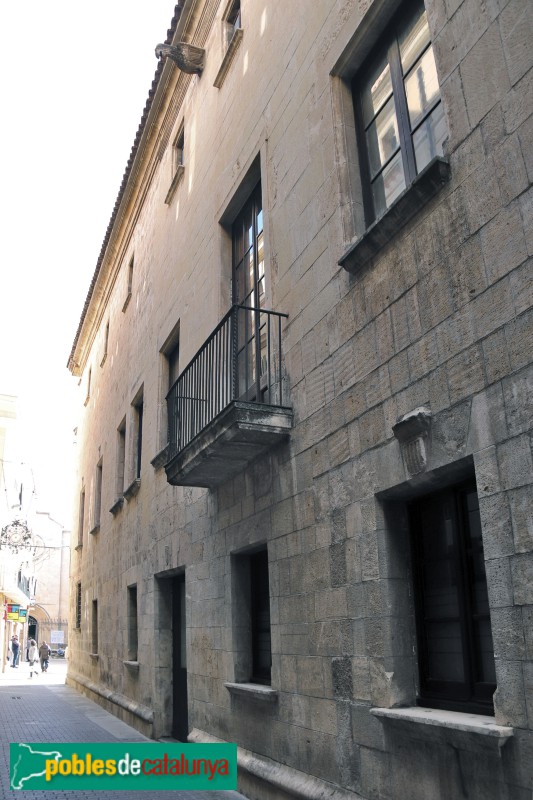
{"left": 0, "top": 659, "right": 247, "bottom": 799}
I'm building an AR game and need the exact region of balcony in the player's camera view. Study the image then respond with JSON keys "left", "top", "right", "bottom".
{"left": 164, "top": 304, "right": 292, "bottom": 488}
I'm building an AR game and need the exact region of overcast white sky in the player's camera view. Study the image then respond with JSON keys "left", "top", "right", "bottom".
{"left": 0, "top": 2, "right": 177, "bottom": 526}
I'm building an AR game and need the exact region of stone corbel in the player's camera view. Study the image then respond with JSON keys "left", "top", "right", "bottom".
{"left": 392, "top": 406, "right": 432, "bottom": 476}
{"left": 155, "top": 42, "right": 205, "bottom": 74}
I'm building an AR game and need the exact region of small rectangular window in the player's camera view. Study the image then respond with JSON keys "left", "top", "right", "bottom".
{"left": 123, "top": 256, "right": 134, "bottom": 311}
{"left": 232, "top": 546, "right": 272, "bottom": 685}
{"left": 174, "top": 125, "right": 184, "bottom": 173}
{"left": 101, "top": 321, "right": 110, "bottom": 366}
{"left": 77, "top": 488, "right": 85, "bottom": 547}
{"left": 92, "top": 599, "right": 98, "bottom": 654}
{"left": 225, "top": 0, "right": 241, "bottom": 47}
{"left": 353, "top": 0, "right": 447, "bottom": 224}
{"left": 117, "top": 419, "right": 126, "bottom": 497}
{"left": 75, "top": 583, "right": 82, "bottom": 629}
{"left": 84, "top": 368, "right": 92, "bottom": 406}
{"left": 133, "top": 394, "right": 144, "bottom": 480}
{"left": 409, "top": 481, "right": 496, "bottom": 715}
{"left": 127, "top": 585, "right": 138, "bottom": 661}
{"left": 93, "top": 459, "right": 103, "bottom": 530}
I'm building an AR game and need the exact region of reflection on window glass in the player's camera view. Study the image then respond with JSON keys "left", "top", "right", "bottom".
{"left": 362, "top": 58, "right": 392, "bottom": 126}
{"left": 372, "top": 151, "right": 406, "bottom": 218}
{"left": 412, "top": 102, "right": 446, "bottom": 172}
{"left": 366, "top": 96, "right": 400, "bottom": 178}
{"left": 405, "top": 47, "right": 440, "bottom": 129}
{"left": 399, "top": 7, "right": 430, "bottom": 73}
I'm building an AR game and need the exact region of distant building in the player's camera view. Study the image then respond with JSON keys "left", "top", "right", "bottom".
{"left": 67, "top": 1, "right": 532, "bottom": 799}
{"left": 0, "top": 395, "right": 70, "bottom": 663}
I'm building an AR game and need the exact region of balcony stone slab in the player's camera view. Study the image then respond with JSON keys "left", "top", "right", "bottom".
{"left": 165, "top": 400, "right": 292, "bottom": 488}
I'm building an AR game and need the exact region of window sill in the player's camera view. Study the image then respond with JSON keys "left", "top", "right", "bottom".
{"left": 151, "top": 445, "right": 169, "bottom": 471}
{"left": 100, "top": 353, "right": 107, "bottom": 368}
{"left": 124, "top": 479, "right": 141, "bottom": 500}
{"left": 164, "top": 164, "right": 184, "bottom": 206}
{"left": 214, "top": 28, "right": 243, "bottom": 89}
{"left": 109, "top": 497, "right": 124, "bottom": 516}
{"left": 89, "top": 653, "right": 99, "bottom": 661}
{"left": 74, "top": 544, "right": 83, "bottom": 552}
{"left": 123, "top": 660, "right": 140, "bottom": 672}
{"left": 371, "top": 707, "right": 513, "bottom": 749}
{"left": 224, "top": 682, "right": 278, "bottom": 703}
{"left": 89, "top": 524, "right": 100, "bottom": 536}
{"left": 339, "top": 156, "right": 450, "bottom": 274}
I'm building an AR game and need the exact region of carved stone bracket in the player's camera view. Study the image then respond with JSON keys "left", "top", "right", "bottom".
{"left": 155, "top": 42, "right": 205, "bottom": 74}
{"left": 392, "top": 406, "right": 432, "bottom": 476}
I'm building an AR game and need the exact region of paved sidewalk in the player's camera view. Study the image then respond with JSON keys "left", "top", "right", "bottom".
{"left": 0, "top": 660, "right": 247, "bottom": 799}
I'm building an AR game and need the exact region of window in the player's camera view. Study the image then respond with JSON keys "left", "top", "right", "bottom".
{"left": 75, "top": 583, "right": 82, "bottom": 629}
{"left": 91, "top": 599, "right": 98, "bottom": 654}
{"left": 225, "top": 0, "right": 241, "bottom": 48}
{"left": 84, "top": 368, "right": 92, "bottom": 406}
{"left": 127, "top": 585, "right": 138, "bottom": 661}
{"left": 116, "top": 418, "right": 126, "bottom": 497}
{"left": 101, "top": 321, "right": 109, "bottom": 366}
{"left": 232, "top": 181, "right": 268, "bottom": 401}
{"left": 250, "top": 550, "right": 272, "bottom": 683}
{"left": 77, "top": 487, "right": 85, "bottom": 548}
{"left": 133, "top": 392, "right": 144, "bottom": 480}
{"left": 232, "top": 547, "right": 272, "bottom": 685}
{"left": 174, "top": 124, "right": 184, "bottom": 172}
{"left": 123, "top": 255, "right": 134, "bottom": 311}
{"left": 409, "top": 482, "right": 496, "bottom": 715}
{"left": 92, "top": 459, "right": 102, "bottom": 531}
{"left": 353, "top": 0, "right": 446, "bottom": 223}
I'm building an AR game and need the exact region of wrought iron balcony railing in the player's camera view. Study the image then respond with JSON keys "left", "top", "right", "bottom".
{"left": 166, "top": 304, "right": 289, "bottom": 458}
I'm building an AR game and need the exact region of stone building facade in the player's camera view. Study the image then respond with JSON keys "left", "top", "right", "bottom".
{"left": 67, "top": 0, "right": 532, "bottom": 798}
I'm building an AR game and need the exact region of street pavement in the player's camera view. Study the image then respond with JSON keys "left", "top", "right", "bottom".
{"left": 0, "top": 658, "right": 248, "bottom": 800}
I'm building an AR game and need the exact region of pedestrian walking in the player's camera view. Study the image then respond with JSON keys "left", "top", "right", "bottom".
{"left": 27, "top": 639, "right": 39, "bottom": 678}
{"left": 10, "top": 635, "right": 20, "bottom": 668}
{"left": 39, "top": 641, "right": 51, "bottom": 672}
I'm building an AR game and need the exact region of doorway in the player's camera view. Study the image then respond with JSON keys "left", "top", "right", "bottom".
{"left": 171, "top": 574, "right": 188, "bottom": 741}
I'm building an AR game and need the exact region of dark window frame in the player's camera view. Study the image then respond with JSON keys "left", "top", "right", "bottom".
{"left": 127, "top": 585, "right": 138, "bottom": 661}
{"left": 409, "top": 481, "right": 496, "bottom": 715}
{"left": 353, "top": 0, "right": 446, "bottom": 225}
{"left": 91, "top": 599, "right": 98, "bottom": 654}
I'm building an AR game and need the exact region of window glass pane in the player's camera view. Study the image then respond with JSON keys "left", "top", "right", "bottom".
{"left": 366, "top": 96, "right": 401, "bottom": 178}
{"left": 405, "top": 46, "right": 441, "bottom": 130}
{"left": 371, "top": 151, "right": 406, "bottom": 217}
{"left": 412, "top": 102, "right": 446, "bottom": 172}
{"left": 426, "top": 621, "right": 465, "bottom": 682}
{"left": 361, "top": 56, "right": 393, "bottom": 126}
{"left": 399, "top": 5, "right": 430, "bottom": 74}
{"left": 257, "top": 231, "right": 264, "bottom": 279}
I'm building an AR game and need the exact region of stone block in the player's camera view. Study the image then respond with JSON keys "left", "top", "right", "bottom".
{"left": 332, "top": 656, "right": 353, "bottom": 700}
{"left": 295, "top": 655, "right": 325, "bottom": 697}
{"left": 511, "top": 553, "right": 533, "bottom": 605}
{"left": 490, "top": 606, "right": 526, "bottom": 660}
{"left": 468, "top": 383, "right": 509, "bottom": 451}
{"left": 485, "top": 556, "right": 514, "bottom": 607}
{"left": 509, "top": 484, "right": 533, "bottom": 553}
{"left": 482, "top": 328, "right": 512, "bottom": 384}
{"left": 494, "top": 132, "right": 529, "bottom": 206}
{"left": 493, "top": 658, "right": 528, "bottom": 726}
{"left": 351, "top": 702, "right": 386, "bottom": 751}
{"left": 506, "top": 308, "right": 533, "bottom": 372}
{"left": 461, "top": 22, "right": 511, "bottom": 127}
{"left": 481, "top": 204, "right": 529, "bottom": 286}
{"left": 497, "top": 434, "right": 533, "bottom": 490}
{"left": 359, "top": 746, "right": 391, "bottom": 800}
{"left": 502, "top": 65, "right": 533, "bottom": 134}
{"left": 503, "top": 366, "right": 533, "bottom": 436}
{"left": 510, "top": 257, "right": 533, "bottom": 317}
{"left": 440, "top": 67, "right": 471, "bottom": 148}
{"left": 447, "top": 345, "right": 486, "bottom": 405}
{"left": 478, "top": 491, "right": 515, "bottom": 558}
{"left": 499, "top": 0, "right": 533, "bottom": 86}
